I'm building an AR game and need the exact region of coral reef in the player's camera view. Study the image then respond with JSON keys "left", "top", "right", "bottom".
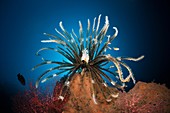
{"left": 62, "top": 74, "right": 170, "bottom": 113}
{"left": 115, "top": 81, "right": 170, "bottom": 113}
{"left": 13, "top": 74, "right": 170, "bottom": 113}
{"left": 63, "top": 73, "right": 118, "bottom": 113}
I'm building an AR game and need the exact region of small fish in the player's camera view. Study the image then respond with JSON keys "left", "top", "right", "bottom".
{"left": 17, "top": 73, "right": 26, "bottom": 86}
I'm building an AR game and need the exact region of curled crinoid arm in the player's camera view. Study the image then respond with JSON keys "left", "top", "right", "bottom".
{"left": 105, "top": 54, "right": 144, "bottom": 84}
{"left": 33, "top": 14, "right": 144, "bottom": 104}
{"left": 116, "top": 55, "right": 144, "bottom": 61}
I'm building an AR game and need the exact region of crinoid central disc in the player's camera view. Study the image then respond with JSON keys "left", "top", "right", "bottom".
{"left": 81, "top": 48, "right": 89, "bottom": 63}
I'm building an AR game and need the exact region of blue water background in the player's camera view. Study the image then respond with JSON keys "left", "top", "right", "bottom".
{"left": 0, "top": 0, "right": 169, "bottom": 112}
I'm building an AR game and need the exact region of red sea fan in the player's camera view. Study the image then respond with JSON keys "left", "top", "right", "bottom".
{"left": 12, "top": 80, "right": 70, "bottom": 113}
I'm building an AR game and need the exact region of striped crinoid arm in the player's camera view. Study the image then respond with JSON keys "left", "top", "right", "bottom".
{"left": 33, "top": 45, "right": 80, "bottom": 88}
{"left": 87, "top": 54, "right": 144, "bottom": 103}
{"left": 35, "top": 64, "right": 75, "bottom": 88}
{"left": 87, "top": 15, "right": 111, "bottom": 60}
{"left": 41, "top": 23, "right": 81, "bottom": 62}
{"left": 86, "top": 16, "right": 119, "bottom": 63}
{"left": 57, "top": 64, "right": 81, "bottom": 101}
{"left": 33, "top": 22, "right": 84, "bottom": 88}
{"left": 105, "top": 54, "right": 144, "bottom": 85}
{"left": 87, "top": 64, "right": 120, "bottom": 104}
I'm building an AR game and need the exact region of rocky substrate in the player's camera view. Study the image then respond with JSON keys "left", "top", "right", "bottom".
{"left": 62, "top": 74, "right": 170, "bottom": 113}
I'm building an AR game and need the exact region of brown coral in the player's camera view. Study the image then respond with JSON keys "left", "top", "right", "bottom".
{"left": 62, "top": 74, "right": 170, "bottom": 113}
{"left": 115, "top": 81, "right": 170, "bottom": 113}
{"left": 63, "top": 73, "right": 118, "bottom": 113}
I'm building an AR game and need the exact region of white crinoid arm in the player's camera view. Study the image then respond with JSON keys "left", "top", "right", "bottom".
{"left": 93, "top": 93, "right": 98, "bottom": 104}
{"left": 41, "top": 39, "right": 66, "bottom": 45}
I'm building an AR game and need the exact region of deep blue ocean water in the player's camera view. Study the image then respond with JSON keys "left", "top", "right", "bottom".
{"left": 0, "top": 0, "right": 169, "bottom": 112}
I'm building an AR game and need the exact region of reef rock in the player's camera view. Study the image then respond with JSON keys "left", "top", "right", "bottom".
{"left": 62, "top": 74, "right": 170, "bottom": 113}
{"left": 12, "top": 74, "right": 170, "bottom": 113}
{"left": 63, "top": 73, "right": 117, "bottom": 113}
{"left": 115, "top": 81, "right": 170, "bottom": 113}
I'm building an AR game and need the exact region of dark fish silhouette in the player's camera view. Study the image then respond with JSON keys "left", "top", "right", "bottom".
{"left": 17, "top": 73, "right": 26, "bottom": 85}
